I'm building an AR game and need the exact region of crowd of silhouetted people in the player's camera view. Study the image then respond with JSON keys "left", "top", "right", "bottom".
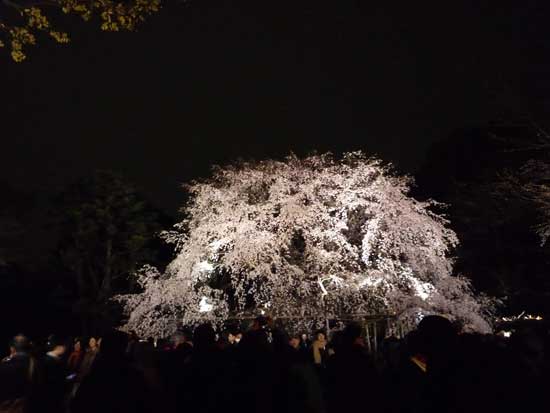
{"left": 0, "top": 315, "right": 549, "bottom": 413}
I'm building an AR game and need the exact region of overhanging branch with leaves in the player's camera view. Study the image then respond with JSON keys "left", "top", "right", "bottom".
{"left": 0, "top": 0, "right": 160, "bottom": 61}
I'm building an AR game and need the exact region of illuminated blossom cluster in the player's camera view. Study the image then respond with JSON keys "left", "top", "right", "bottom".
{"left": 119, "top": 152, "right": 493, "bottom": 337}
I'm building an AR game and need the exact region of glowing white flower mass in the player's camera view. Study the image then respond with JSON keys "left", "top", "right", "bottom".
{"left": 196, "top": 260, "right": 214, "bottom": 273}
{"left": 199, "top": 296, "right": 214, "bottom": 313}
{"left": 119, "top": 152, "right": 493, "bottom": 337}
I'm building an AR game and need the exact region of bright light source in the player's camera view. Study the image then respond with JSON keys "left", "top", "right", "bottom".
{"left": 199, "top": 296, "right": 213, "bottom": 313}
{"left": 209, "top": 239, "right": 227, "bottom": 251}
{"left": 409, "top": 277, "right": 434, "bottom": 301}
{"left": 196, "top": 260, "right": 214, "bottom": 273}
{"left": 414, "top": 311, "right": 426, "bottom": 323}
{"left": 359, "top": 275, "right": 384, "bottom": 288}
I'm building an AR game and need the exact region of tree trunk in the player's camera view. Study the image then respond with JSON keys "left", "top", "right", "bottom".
{"left": 75, "top": 260, "right": 88, "bottom": 335}
{"left": 100, "top": 238, "right": 113, "bottom": 300}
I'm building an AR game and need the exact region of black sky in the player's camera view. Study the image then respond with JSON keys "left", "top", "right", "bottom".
{"left": 2, "top": 0, "right": 550, "bottom": 214}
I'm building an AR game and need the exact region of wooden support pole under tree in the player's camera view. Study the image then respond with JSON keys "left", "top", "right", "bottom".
{"left": 373, "top": 320, "right": 378, "bottom": 353}
{"left": 365, "top": 322, "right": 372, "bottom": 353}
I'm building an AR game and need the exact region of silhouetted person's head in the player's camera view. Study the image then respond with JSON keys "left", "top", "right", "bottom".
{"left": 11, "top": 334, "right": 30, "bottom": 354}
{"left": 194, "top": 323, "right": 216, "bottom": 350}
{"left": 174, "top": 328, "right": 193, "bottom": 347}
{"left": 226, "top": 324, "right": 241, "bottom": 344}
{"left": 252, "top": 316, "right": 269, "bottom": 331}
{"left": 99, "top": 330, "right": 129, "bottom": 359}
{"left": 330, "top": 330, "right": 344, "bottom": 354}
{"left": 133, "top": 341, "right": 157, "bottom": 367}
{"left": 289, "top": 335, "right": 301, "bottom": 349}
{"left": 405, "top": 330, "right": 423, "bottom": 357}
{"left": 7, "top": 344, "right": 16, "bottom": 357}
{"left": 342, "top": 323, "right": 363, "bottom": 349}
{"left": 416, "top": 315, "right": 457, "bottom": 360}
{"left": 272, "top": 328, "right": 290, "bottom": 352}
{"left": 88, "top": 336, "right": 98, "bottom": 351}
{"left": 315, "top": 330, "right": 326, "bottom": 343}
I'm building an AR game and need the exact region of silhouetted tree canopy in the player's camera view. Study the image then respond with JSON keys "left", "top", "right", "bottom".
{"left": 55, "top": 170, "right": 167, "bottom": 333}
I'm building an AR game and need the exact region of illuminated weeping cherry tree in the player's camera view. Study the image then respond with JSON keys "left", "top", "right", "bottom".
{"left": 119, "top": 152, "right": 493, "bottom": 337}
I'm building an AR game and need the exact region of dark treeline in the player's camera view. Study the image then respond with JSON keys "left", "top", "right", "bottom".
{"left": 416, "top": 121, "right": 550, "bottom": 315}
{"left": 0, "top": 171, "right": 173, "bottom": 344}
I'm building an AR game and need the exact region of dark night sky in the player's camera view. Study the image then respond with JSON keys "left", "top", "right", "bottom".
{"left": 2, "top": 0, "right": 550, "bottom": 215}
